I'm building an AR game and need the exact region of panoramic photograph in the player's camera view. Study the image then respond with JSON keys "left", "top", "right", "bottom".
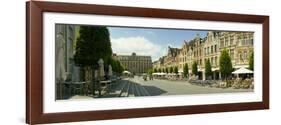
{"left": 55, "top": 24, "right": 254, "bottom": 100}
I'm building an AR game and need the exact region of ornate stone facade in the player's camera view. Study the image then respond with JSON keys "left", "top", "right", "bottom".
{"left": 55, "top": 24, "right": 79, "bottom": 99}
{"left": 113, "top": 53, "right": 152, "bottom": 74}
{"left": 153, "top": 31, "right": 254, "bottom": 80}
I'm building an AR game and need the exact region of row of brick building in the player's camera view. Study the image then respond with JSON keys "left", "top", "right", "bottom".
{"left": 153, "top": 31, "right": 254, "bottom": 80}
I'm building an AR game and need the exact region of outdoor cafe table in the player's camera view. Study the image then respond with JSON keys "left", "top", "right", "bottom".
{"left": 64, "top": 81, "right": 86, "bottom": 97}
{"left": 99, "top": 80, "right": 112, "bottom": 92}
{"left": 100, "top": 80, "right": 111, "bottom": 87}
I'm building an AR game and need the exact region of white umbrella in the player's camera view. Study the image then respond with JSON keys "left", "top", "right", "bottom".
{"left": 108, "top": 65, "right": 113, "bottom": 76}
{"left": 232, "top": 67, "right": 253, "bottom": 74}
{"left": 123, "top": 70, "right": 131, "bottom": 74}
{"left": 98, "top": 58, "right": 105, "bottom": 78}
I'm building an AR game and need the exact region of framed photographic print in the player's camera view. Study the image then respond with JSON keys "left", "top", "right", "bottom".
{"left": 26, "top": 1, "right": 269, "bottom": 124}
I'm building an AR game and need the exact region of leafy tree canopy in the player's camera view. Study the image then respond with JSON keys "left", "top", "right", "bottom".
{"left": 169, "top": 67, "right": 174, "bottom": 73}
{"left": 153, "top": 68, "right": 157, "bottom": 73}
{"left": 183, "top": 63, "right": 189, "bottom": 78}
{"left": 164, "top": 67, "right": 168, "bottom": 73}
{"left": 74, "top": 26, "right": 112, "bottom": 68}
{"left": 205, "top": 59, "right": 212, "bottom": 79}
{"left": 249, "top": 51, "right": 254, "bottom": 71}
{"left": 174, "top": 66, "right": 178, "bottom": 74}
{"left": 219, "top": 49, "right": 233, "bottom": 79}
{"left": 192, "top": 61, "right": 198, "bottom": 75}
{"left": 147, "top": 69, "right": 153, "bottom": 75}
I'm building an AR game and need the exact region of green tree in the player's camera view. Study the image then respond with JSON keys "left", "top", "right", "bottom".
{"left": 106, "top": 58, "right": 124, "bottom": 75}
{"left": 74, "top": 26, "right": 112, "bottom": 67}
{"left": 114, "top": 60, "right": 124, "bottom": 74}
{"left": 219, "top": 49, "right": 233, "bottom": 80}
{"left": 169, "top": 67, "right": 174, "bottom": 73}
{"left": 109, "top": 58, "right": 117, "bottom": 73}
{"left": 249, "top": 51, "right": 254, "bottom": 71}
{"left": 205, "top": 59, "right": 212, "bottom": 80}
{"left": 174, "top": 66, "right": 178, "bottom": 74}
{"left": 147, "top": 69, "right": 153, "bottom": 75}
{"left": 73, "top": 26, "right": 112, "bottom": 97}
{"left": 153, "top": 68, "right": 157, "bottom": 73}
{"left": 183, "top": 63, "right": 189, "bottom": 78}
{"left": 192, "top": 61, "right": 198, "bottom": 76}
{"left": 165, "top": 67, "right": 169, "bottom": 73}
{"left": 74, "top": 26, "right": 112, "bottom": 80}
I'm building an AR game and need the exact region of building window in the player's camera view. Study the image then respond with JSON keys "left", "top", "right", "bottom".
{"left": 220, "top": 40, "right": 224, "bottom": 47}
{"left": 220, "top": 39, "right": 224, "bottom": 47}
{"left": 215, "top": 45, "right": 217, "bottom": 52}
{"left": 230, "top": 49, "right": 234, "bottom": 59}
{"left": 225, "top": 38, "right": 228, "bottom": 47}
{"left": 204, "top": 48, "right": 207, "bottom": 55}
{"left": 244, "top": 51, "right": 247, "bottom": 60}
{"left": 230, "top": 36, "right": 234, "bottom": 45}
{"left": 215, "top": 56, "right": 217, "bottom": 66}
{"left": 250, "top": 38, "right": 254, "bottom": 45}
{"left": 241, "top": 39, "right": 244, "bottom": 46}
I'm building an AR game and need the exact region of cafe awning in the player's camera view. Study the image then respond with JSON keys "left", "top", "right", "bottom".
{"left": 232, "top": 67, "right": 253, "bottom": 74}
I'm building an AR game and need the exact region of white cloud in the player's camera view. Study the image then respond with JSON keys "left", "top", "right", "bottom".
{"left": 111, "top": 36, "right": 164, "bottom": 61}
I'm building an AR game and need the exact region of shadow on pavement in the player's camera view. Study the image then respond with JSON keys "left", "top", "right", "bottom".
{"left": 102, "top": 79, "right": 168, "bottom": 97}
{"left": 127, "top": 80, "right": 167, "bottom": 96}
{"left": 142, "top": 85, "right": 167, "bottom": 96}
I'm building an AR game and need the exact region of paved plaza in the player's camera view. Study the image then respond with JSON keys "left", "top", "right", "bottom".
{"left": 101, "top": 76, "right": 253, "bottom": 98}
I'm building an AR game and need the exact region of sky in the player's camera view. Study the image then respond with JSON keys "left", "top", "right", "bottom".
{"left": 108, "top": 26, "right": 208, "bottom": 61}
